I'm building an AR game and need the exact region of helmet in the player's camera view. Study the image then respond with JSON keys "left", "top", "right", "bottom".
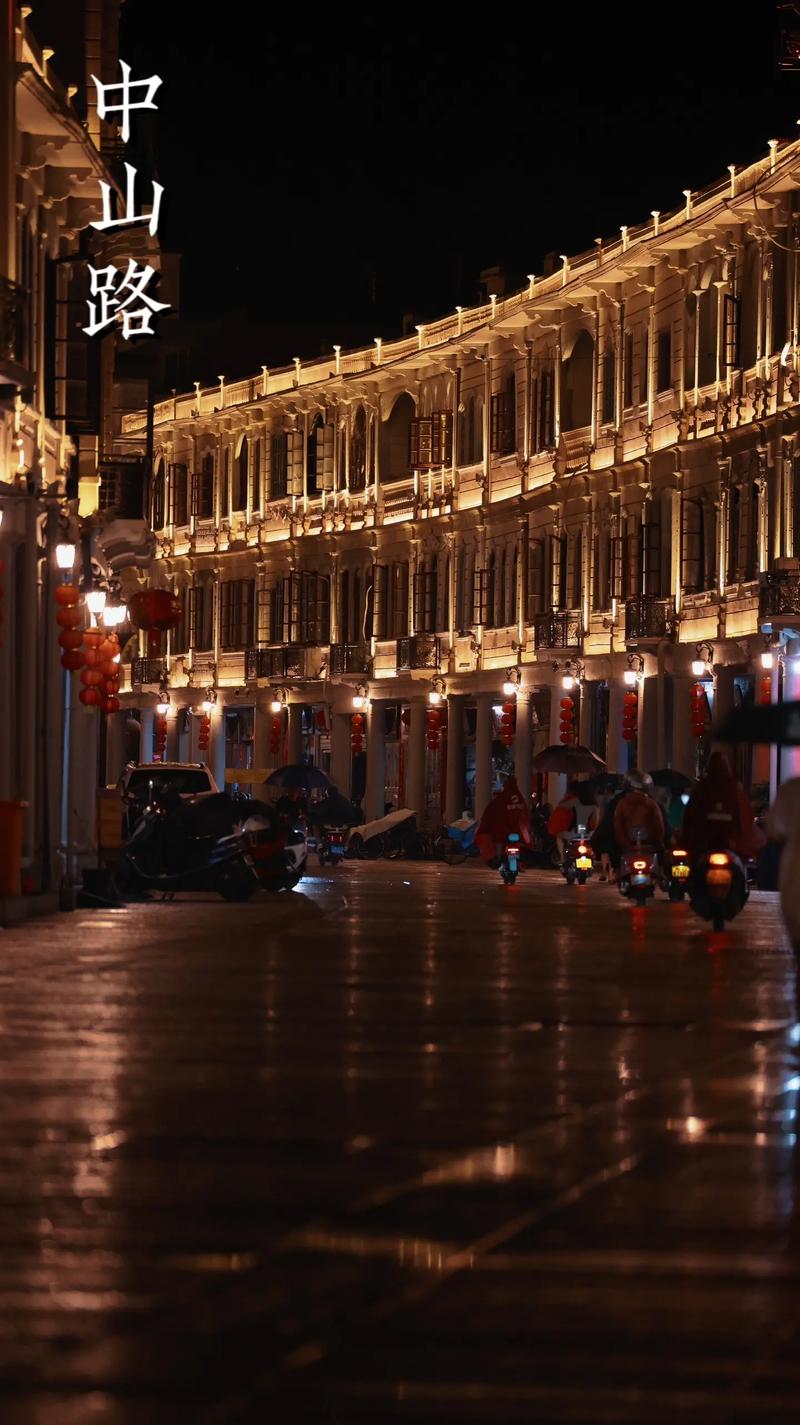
{"left": 623, "top": 769, "right": 653, "bottom": 794}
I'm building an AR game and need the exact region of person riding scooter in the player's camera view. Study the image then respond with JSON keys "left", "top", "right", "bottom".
{"left": 680, "top": 750, "right": 756, "bottom": 861}
{"left": 613, "top": 771, "right": 666, "bottom": 856}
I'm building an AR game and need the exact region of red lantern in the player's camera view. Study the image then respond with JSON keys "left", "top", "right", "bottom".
{"left": 61, "top": 650, "right": 84, "bottom": 671}
{"left": 80, "top": 668, "right": 103, "bottom": 687}
{"left": 79, "top": 687, "right": 100, "bottom": 708}
{"left": 760, "top": 674, "right": 772, "bottom": 706}
{"left": 128, "top": 588, "right": 181, "bottom": 658}
{"left": 56, "top": 606, "right": 81, "bottom": 629}
{"left": 269, "top": 712, "right": 281, "bottom": 756}
{"left": 59, "top": 629, "right": 84, "bottom": 650}
{"left": 103, "top": 695, "right": 121, "bottom": 714}
{"left": 55, "top": 584, "right": 80, "bottom": 606}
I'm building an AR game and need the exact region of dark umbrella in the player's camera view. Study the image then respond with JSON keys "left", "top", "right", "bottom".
{"left": 588, "top": 771, "right": 625, "bottom": 795}
{"left": 718, "top": 700, "right": 800, "bottom": 745}
{"left": 310, "top": 790, "right": 359, "bottom": 827}
{"left": 265, "top": 764, "right": 333, "bottom": 792}
{"left": 649, "top": 768, "right": 695, "bottom": 793}
{"left": 532, "top": 744, "right": 606, "bottom": 776}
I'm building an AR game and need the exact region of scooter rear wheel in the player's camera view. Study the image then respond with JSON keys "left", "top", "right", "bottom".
{"left": 218, "top": 869, "right": 256, "bottom": 902}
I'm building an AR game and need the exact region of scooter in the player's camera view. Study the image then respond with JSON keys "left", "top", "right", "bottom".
{"left": 688, "top": 848, "right": 748, "bottom": 930}
{"left": 562, "top": 829, "right": 595, "bottom": 885}
{"left": 664, "top": 845, "right": 691, "bottom": 900}
{"left": 113, "top": 794, "right": 258, "bottom": 902}
{"left": 500, "top": 832, "right": 521, "bottom": 885}
{"left": 317, "top": 824, "right": 348, "bottom": 867}
{"left": 242, "top": 810, "right": 307, "bottom": 891}
{"left": 618, "top": 830, "right": 659, "bottom": 907}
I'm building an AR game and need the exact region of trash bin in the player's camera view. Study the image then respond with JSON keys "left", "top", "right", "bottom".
{"left": 0, "top": 801, "right": 26, "bottom": 897}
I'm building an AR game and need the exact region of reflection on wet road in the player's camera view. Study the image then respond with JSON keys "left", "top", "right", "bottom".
{"left": 0, "top": 865, "right": 797, "bottom": 1423}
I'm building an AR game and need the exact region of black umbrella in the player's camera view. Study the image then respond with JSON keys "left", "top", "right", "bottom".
{"left": 532, "top": 744, "right": 606, "bottom": 776}
{"left": 649, "top": 768, "right": 695, "bottom": 793}
{"left": 718, "top": 700, "right": 800, "bottom": 746}
{"left": 309, "top": 790, "right": 359, "bottom": 827}
{"left": 265, "top": 764, "right": 333, "bottom": 792}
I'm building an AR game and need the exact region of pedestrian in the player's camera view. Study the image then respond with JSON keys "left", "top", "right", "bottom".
{"left": 591, "top": 787, "right": 626, "bottom": 881}
{"left": 766, "top": 778, "right": 800, "bottom": 944}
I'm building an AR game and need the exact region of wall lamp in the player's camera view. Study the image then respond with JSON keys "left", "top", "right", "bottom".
{"left": 352, "top": 683, "right": 369, "bottom": 710}
{"left": 624, "top": 654, "right": 644, "bottom": 686}
{"left": 502, "top": 667, "right": 521, "bottom": 698}
{"left": 556, "top": 659, "right": 584, "bottom": 691}
{"left": 691, "top": 642, "right": 714, "bottom": 679}
{"left": 429, "top": 675, "right": 446, "bottom": 706}
{"left": 270, "top": 686, "right": 287, "bottom": 714}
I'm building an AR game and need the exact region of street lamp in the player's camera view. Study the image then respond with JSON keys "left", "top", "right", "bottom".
{"left": 502, "top": 667, "right": 521, "bottom": 698}
{"left": 352, "top": 683, "right": 369, "bottom": 710}
{"left": 691, "top": 642, "right": 714, "bottom": 679}
{"left": 624, "top": 654, "right": 644, "bottom": 686}
{"left": 156, "top": 699, "right": 170, "bottom": 716}
{"left": 761, "top": 650, "right": 775, "bottom": 670}
{"left": 428, "top": 675, "right": 446, "bottom": 706}
{"left": 270, "top": 686, "right": 286, "bottom": 714}
{"left": 104, "top": 601, "right": 127, "bottom": 628}
{"left": 86, "top": 589, "right": 106, "bottom": 618}
{"left": 55, "top": 542, "right": 76, "bottom": 571}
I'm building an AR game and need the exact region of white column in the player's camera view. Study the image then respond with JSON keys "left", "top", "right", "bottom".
{"left": 68, "top": 696, "right": 100, "bottom": 874}
{"left": 606, "top": 678, "right": 629, "bottom": 775}
{"left": 514, "top": 690, "right": 532, "bottom": 806}
{"left": 105, "top": 711, "right": 127, "bottom": 786}
{"left": 445, "top": 695, "right": 465, "bottom": 823}
{"left": 475, "top": 692, "right": 494, "bottom": 817}
{"left": 365, "top": 698, "right": 385, "bottom": 820}
{"left": 139, "top": 707, "right": 154, "bottom": 762}
{"left": 208, "top": 704, "right": 226, "bottom": 789}
{"left": 548, "top": 684, "right": 567, "bottom": 804}
{"left": 672, "top": 675, "right": 697, "bottom": 780}
{"left": 288, "top": 702, "right": 303, "bottom": 764}
{"left": 638, "top": 674, "right": 659, "bottom": 772}
{"left": 407, "top": 697, "right": 426, "bottom": 819}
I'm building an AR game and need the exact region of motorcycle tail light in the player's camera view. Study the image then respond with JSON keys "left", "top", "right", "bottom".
{"left": 577, "top": 844, "right": 588, "bottom": 855}
{"left": 709, "top": 852, "right": 730, "bottom": 866}
{"left": 673, "top": 849, "right": 687, "bottom": 858}
{"left": 633, "top": 859, "right": 647, "bottom": 871}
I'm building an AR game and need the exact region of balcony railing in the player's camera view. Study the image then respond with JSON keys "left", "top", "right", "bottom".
{"left": 759, "top": 570, "right": 800, "bottom": 621}
{"left": 397, "top": 634, "right": 441, "bottom": 671}
{"left": 246, "top": 646, "right": 304, "bottom": 680}
{"left": 533, "top": 610, "right": 581, "bottom": 651}
{"left": 624, "top": 596, "right": 676, "bottom": 642}
{"left": 330, "top": 642, "right": 369, "bottom": 675}
{"left": 131, "top": 657, "right": 166, "bottom": 686}
{"left": 0, "top": 276, "right": 29, "bottom": 376}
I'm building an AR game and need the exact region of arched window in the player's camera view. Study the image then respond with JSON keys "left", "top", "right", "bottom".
{"left": 221, "top": 446, "right": 230, "bottom": 516}
{"left": 380, "top": 392, "right": 415, "bottom": 482}
{"left": 350, "top": 407, "right": 367, "bottom": 491}
{"left": 602, "top": 343, "right": 616, "bottom": 424}
{"left": 644, "top": 504, "right": 661, "bottom": 596}
{"left": 561, "top": 329, "right": 594, "bottom": 431}
{"left": 509, "top": 546, "right": 518, "bottom": 626}
{"left": 459, "top": 395, "right": 476, "bottom": 464}
{"left": 527, "top": 538, "right": 546, "bottom": 619}
{"left": 486, "top": 550, "right": 497, "bottom": 629}
{"left": 682, "top": 499, "right": 705, "bottom": 593}
{"left": 352, "top": 568, "right": 363, "bottom": 641}
{"left": 234, "top": 437, "right": 248, "bottom": 511}
{"left": 739, "top": 239, "right": 761, "bottom": 370}
{"left": 441, "top": 554, "right": 450, "bottom": 632}
{"left": 251, "top": 440, "right": 261, "bottom": 512}
{"left": 624, "top": 516, "right": 641, "bottom": 600}
{"left": 307, "top": 414, "right": 323, "bottom": 496}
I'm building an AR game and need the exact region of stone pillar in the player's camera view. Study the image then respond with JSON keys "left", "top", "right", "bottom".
{"left": 548, "top": 683, "right": 567, "bottom": 803}
{"left": 606, "top": 678, "right": 629, "bottom": 775}
{"left": 638, "top": 674, "right": 659, "bottom": 773}
{"left": 779, "top": 649, "right": 800, "bottom": 784}
{"left": 68, "top": 690, "right": 100, "bottom": 874}
{"left": 253, "top": 700, "right": 271, "bottom": 778}
{"left": 330, "top": 712, "right": 351, "bottom": 796}
{"left": 672, "top": 675, "right": 697, "bottom": 779}
{"left": 208, "top": 705, "right": 226, "bottom": 790}
{"left": 105, "top": 711, "right": 127, "bottom": 786}
{"left": 287, "top": 702, "right": 303, "bottom": 764}
{"left": 514, "top": 691, "right": 533, "bottom": 806}
{"left": 407, "top": 697, "right": 426, "bottom": 819}
{"left": 445, "top": 694, "right": 466, "bottom": 823}
{"left": 475, "top": 692, "right": 494, "bottom": 817}
{"left": 139, "top": 707, "right": 154, "bottom": 762}
{"left": 365, "top": 699, "right": 385, "bottom": 820}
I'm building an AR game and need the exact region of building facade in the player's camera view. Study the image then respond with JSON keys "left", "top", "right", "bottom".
{"left": 0, "top": 0, "right": 162, "bottom": 904}
{"left": 118, "top": 136, "right": 800, "bottom": 821}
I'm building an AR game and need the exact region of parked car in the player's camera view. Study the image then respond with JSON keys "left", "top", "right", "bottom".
{"left": 117, "top": 762, "right": 220, "bottom": 838}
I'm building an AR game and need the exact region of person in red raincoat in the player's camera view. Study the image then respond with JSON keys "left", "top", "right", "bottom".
{"left": 680, "top": 750, "right": 757, "bottom": 861}
{"left": 476, "top": 775, "right": 532, "bottom": 863}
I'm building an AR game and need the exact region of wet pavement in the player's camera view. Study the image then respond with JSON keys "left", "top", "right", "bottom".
{"left": 0, "top": 863, "right": 798, "bottom": 1423}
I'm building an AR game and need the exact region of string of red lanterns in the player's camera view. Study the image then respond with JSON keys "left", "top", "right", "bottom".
{"left": 622, "top": 687, "right": 638, "bottom": 743}
{"left": 559, "top": 695, "right": 575, "bottom": 745}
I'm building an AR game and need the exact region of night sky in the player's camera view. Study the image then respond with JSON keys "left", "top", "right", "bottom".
{"left": 29, "top": 2, "right": 800, "bottom": 385}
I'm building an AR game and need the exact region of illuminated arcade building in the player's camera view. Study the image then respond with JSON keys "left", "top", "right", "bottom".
{"left": 120, "top": 137, "right": 800, "bottom": 818}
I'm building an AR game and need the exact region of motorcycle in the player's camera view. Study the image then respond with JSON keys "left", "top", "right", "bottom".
{"left": 618, "top": 830, "right": 659, "bottom": 907}
{"left": 317, "top": 824, "right": 348, "bottom": 867}
{"left": 500, "top": 831, "right": 522, "bottom": 885}
{"left": 530, "top": 803, "right": 560, "bottom": 868}
{"left": 113, "top": 792, "right": 258, "bottom": 902}
{"left": 242, "top": 809, "right": 307, "bottom": 891}
{"left": 688, "top": 848, "right": 748, "bottom": 930}
{"left": 562, "top": 830, "right": 595, "bottom": 885}
{"left": 665, "top": 845, "right": 691, "bottom": 900}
